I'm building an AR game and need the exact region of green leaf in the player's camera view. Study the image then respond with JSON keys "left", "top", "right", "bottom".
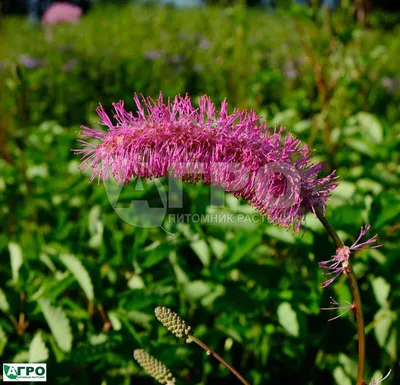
{"left": 39, "top": 298, "right": 72, "bottom": 352}
{"left": 331, "top": 181, "right": 356, "bottom": 200}
{"left": 190, "top": 239, "right": 210, "bottom": 267}
{"left": 371, "top": 277, "right": 390, "bottom": 308}
{"left": 222, "top": 231, "right": 261, "bottom": 267}
{"left": 208, "top": 237, "right": 226, "bottom": 259}
{"left": 0, "top": 324, "right": 7, "bottom": 357}
{"left": 88, "top": 206, "right": 104, "bottom": 248}
{"left": 169, "top": 252, "right": 189, "bottom": 284}
{"left": 370, "top": 192, "right": 400, "bottom": 228}
{"left": 59, "top": 254, "right": 94, "bottom": 301}
{"left": 357, "top": 112, "right": 383, "bottom": 144}
{"left": 346, "top": 138, "right": 375, "bottom": 157}
{"left": 374, "top": 308, "right": 395, "bottom": 348}
{"left": 338, "top": 353, "right": 357, "bottom": 379}
{"left": 271, "top": 108, "right": 299, "bottom": 127}
{"left": 385, "top": 325, "right": 397, "bottom": 361}
{"left": 265, "top": 226, "right": 295, "bottom": 244}
{"left": 29, "top": 333, "right": 49, "bottom": 362}
{"left": 0, "top": 289, "right": 10, "bottom": 313}
{"left": 184, "top": 281, "right": 211, "bottom": 300}
{"left": 13, "top": 351, "right": 29, "bottom": 363}
{"left": 293, "top": 119, "right": 312, "bottom": 135}
{"left": 201, "top": 284, "right": 225, "bottom": 307}
{"left": 141, "top": 242, "right": 171, "bottom": 268}
{"left": 108, "top": 312, "right": 122, "bottom": 331}
{"left": 333, "top": 367, "right": 352, "bottom": 385}
{"left": 277, "top": 302, "right": 299, "bottom": 337}
{"left": 374, "top": 308, "right": 397, "bottom": 361}
{"left": 8, "top": 242, "right": 23, "bottom": 284}
{"left": 123, "top": 309, "right": 153, "bottom": 329}
{"left": 142, "top": 252, "right": 169, "bottom": 268}
{"left": 127, "top": 275, "right": 145, "bottom": 289}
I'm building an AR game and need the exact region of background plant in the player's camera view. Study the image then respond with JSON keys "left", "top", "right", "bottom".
{"left": 0, "top": 2, "right": 399, "bottom": 385}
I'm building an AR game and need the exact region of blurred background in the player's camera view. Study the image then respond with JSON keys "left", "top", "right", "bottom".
{"left": 0, "top": 0, "right": 399, "bottom": 384}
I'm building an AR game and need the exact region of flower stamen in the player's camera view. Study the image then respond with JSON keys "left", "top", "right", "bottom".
{"left": 369, "top": 369, "right": 392, "bottom": 385}
{"left": 321, "top": 297, "right": 356, "bottom": 322}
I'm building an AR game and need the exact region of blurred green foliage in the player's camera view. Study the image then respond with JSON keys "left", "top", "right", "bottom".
{"left": 0, "top": 2, "right": 399, "bottom": 385}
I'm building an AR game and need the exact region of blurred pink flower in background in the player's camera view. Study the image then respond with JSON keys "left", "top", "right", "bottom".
{"left": 63, "top": 59, "right": 78, "bottom": 72}
{"left": 19, "top": 54, "right": 46, "bottom": 69}
{"left": 42, "top": 2, "right": 82, "bottom": 25}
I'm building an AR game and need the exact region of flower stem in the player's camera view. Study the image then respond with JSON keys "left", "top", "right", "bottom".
{"left": 315, "top": 208, "right": 343, "bottom": 249}
{"left": 188, "top": 335, "right": 250, "bottom": 385}
{"left": 315, "top": 208, "right": 365, "bottom": 385}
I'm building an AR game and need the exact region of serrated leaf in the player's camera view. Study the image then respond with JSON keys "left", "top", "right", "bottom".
{"left": 29, "top": 333, "right": 49, "bottom": 362}
{"left": 8, "top": 242, "right": 23, "bottom": 284}
{"left": 371, "top": 277, "right": 390, "bottom": 308}
{"left": 39, "top": 298, "right": 72, "bottom": 352}
{"left": 277, "top": 302, "right": 299, "bottom": 337}
{"left": 59, "top": 254, "right": 94, "bottom": 301}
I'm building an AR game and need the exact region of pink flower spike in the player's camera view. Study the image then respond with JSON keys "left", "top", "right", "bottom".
{"left": 321, "top": 297, "right": 356, "bottom": 322}
{"left": 369, "top": 369, "right": 392, "bottom": 385}
{"left": 75, "top": 93, "right": 338, "bottom": 233}
{"left": 350, "top": 224, "right": 382, "bottom": 251}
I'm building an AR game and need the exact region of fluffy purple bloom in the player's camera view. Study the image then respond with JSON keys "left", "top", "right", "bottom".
{"left": 319, "top": 224, "right": 382, "bottom": 287}
{"left": 76, "top": 93, "right": 337, "bottom": 232}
